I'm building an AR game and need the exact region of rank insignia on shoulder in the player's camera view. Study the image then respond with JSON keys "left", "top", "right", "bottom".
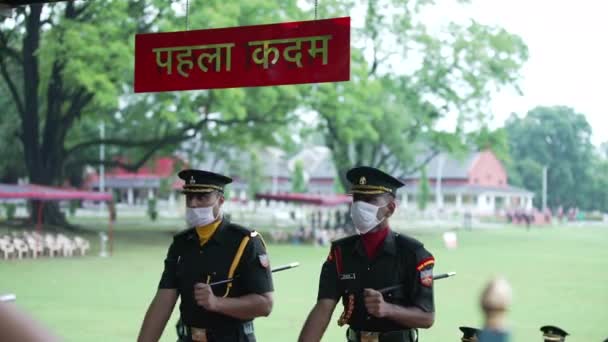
{"left": 250, "top": 231, "right": 259, "bottom": 237}
{"left": 258, "top": 254, "right": 269, "bottom": 268}
{"left": 416, "top": 257, "right": 435, "bottom": 271}
{"left": 420, "top": 268, "right": 433, "bottom": 287}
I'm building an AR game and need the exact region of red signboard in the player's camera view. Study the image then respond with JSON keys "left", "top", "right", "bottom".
{"left": 134, "top": 17, "right": 350, "bottom": 93}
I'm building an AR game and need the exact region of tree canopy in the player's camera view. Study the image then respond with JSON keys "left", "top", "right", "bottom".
{"left": 1, "top": 0, "right": 531, "bottom": 224}
{"left": 504, "top": 106, "right": 595, "bottom": 210}
{"left": 0, "top": 0, "right": 308, "bottom": 224}
{"left": 307, "top": 0, "right": 528, "bottom": 189}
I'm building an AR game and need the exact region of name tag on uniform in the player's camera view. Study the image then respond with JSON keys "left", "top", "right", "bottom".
{"left": 340, "top": 273, "right": 356, "bottom": 280}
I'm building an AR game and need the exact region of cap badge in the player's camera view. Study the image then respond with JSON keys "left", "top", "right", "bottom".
{"left": 189, "top": 176, "right": 196, "bottom": 185}
{"left": 359, "top": 176, "right": 366, "bottom": 185}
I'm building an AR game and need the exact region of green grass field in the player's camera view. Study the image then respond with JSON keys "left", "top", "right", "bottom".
{"left": 1, "top": 219, "right": 607, "bottom": 341}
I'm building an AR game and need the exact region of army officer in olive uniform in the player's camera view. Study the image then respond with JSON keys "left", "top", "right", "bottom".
{"left": 298, "top": 166, "right": 435, "bottom": 342}
{"left": 137, "top": 169, "right": 273, "bottom": 342}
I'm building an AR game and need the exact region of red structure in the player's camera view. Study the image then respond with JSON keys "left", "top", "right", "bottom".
{"left": 84, "top": 157, "right": 183, "bottom": 205}
{"left": 0, "top": 183, "right": 114, "bottom": 253}
{"left": 402, "top": 150, "right": 534, "bottom": 214}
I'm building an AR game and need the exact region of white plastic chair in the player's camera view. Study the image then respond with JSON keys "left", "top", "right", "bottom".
{"left": 25, "top": 236, "right": 44, "bottom": 259}
{"left": 0, "top": 239, "right": 15, "bottom": 259}
{"left": 73, "top": 236, "right": 90, "bottom": 256}
{"left": 12, "top": 238, "right": 29, "bottom": 259}
{"left": 44, "top": 234, "right": 62, "bottom": 257}
{"left": 56, "top": 234, "right": 75, "bottom": 257}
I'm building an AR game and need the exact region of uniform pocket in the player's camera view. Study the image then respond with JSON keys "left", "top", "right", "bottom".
{"left": 384, "top": 287, "right": 406, "bottom": 304}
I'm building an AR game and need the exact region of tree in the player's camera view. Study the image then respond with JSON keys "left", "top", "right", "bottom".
{"left": 0, "top": 1, "right": 306, "bottom": 225}
{"left": 308, "top": 0, "right": 528, "bottom": 190}
{"left": 585, "top": 157, "right": 608, "bottom": 212}
{"left": 291, "top": 160, "right": 307, "bottom": 193}
{"left": 243, "top": 150, "right": 264, "bottom": 199}
{"left": 505, "top": 106, "right": 594, "bottom": 209}
{"left": 467, "top": 126, "right": 511, "bottom": 163}
{"left": 417, "top": 166, "right": 430, "bottom": 211}
{"left": 0, "top": 92, "right": 25, "bottom": 183}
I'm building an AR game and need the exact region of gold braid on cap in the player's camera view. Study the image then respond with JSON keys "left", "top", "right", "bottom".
{"left": 183, "top": 184, "right": 224, "bottom": 191}
{"left": 351, "top": 185, "right": 393, "bottom": 193}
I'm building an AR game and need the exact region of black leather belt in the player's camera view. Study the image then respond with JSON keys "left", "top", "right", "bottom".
{"left": 184, "top": 321, "right": 255, "bottom": 342}
{"left": 347, "top": 327, "right": 417, "bottom": 342}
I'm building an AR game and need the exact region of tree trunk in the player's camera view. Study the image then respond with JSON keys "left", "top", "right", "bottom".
{"left": 30, "top": 201, "right": 70, "bottom": 227}
{"left": 19, "top": 4, "right": 71, "bottom": 228}
{"left": 325, "top": 135, "right": 352, "bottom": 193}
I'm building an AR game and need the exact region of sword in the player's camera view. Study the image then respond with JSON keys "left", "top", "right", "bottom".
{"left": 208, "top": 262, "right": 300, "bottom": 287}
{"left": 0, "top": 293, "right": 16, "bottom": 302}
{"left": 378, "top": 272, "right": 456, "bottom": 294}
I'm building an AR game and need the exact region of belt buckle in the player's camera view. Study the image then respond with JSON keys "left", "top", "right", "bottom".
{"left": 191, "top": 327, "right": 208, "bottom": 342}
{"left": 243, "top": 321, "right": 254, "bottom": 335}
{"left": 360, "top": 331, "right": 380, "bottom": 342}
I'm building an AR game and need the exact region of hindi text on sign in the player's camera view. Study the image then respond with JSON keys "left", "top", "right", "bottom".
{"left": 248, "top": 35, "right": 331, "bottom": 69}
{"left": 153, "top": 43, "right": 235, "bottom": 77}
{"left": 134, "top": 17, "right": 350, "bottom": 92}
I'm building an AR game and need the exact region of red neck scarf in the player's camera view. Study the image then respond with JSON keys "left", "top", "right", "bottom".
{"left": 361, "top": 226, "right": 389, "bottom": 259}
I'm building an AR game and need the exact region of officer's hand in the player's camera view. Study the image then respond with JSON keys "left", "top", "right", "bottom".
{"left": 194, "top": 283, "right": 218, "bottom": 312}
{"left": 363, "top": 288, "right": 390, "bottom": 318}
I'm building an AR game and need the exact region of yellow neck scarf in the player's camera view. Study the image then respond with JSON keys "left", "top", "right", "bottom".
{"left": 195, "top": 218, "right": 222, "bottom": 246}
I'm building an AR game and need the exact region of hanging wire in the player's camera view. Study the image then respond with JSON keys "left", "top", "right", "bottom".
{"left": 185, "top": 0, "right": 190, "bottom": 30}
{"left": 314, "top": 0, "right": 318, "bottom": 20}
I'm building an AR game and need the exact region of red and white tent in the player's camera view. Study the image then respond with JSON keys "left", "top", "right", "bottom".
{"left": 0, "top": 183, "right": 112, "bottom": 201}
{"left": 0, "top": 183, "right": 114, "bottom": 253}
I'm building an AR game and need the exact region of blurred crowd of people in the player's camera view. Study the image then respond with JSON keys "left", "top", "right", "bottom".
{"left": 504, "top": 206, "right": 589, "bottom": 228}
{"left": 269, "top": 209, "right": 354, "bottom": 246}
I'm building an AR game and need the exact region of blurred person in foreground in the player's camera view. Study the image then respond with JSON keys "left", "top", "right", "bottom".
{"left": 137, "top": 169, "right": 273, "bottom": 342}
{"left": 298, "top": 166, "right": 436, "bottom": 342}
{"left": 0, "top": 302, "right": 60, "bottom": 342}
{"left": 478, "top": 277, "right": 512, "bottom": 342}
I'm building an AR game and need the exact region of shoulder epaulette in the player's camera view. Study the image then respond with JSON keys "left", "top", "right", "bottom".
{"left": 174, "top": 227, "right": 195, "bottom": 239}
{"left": 394, "top": 232, "right": 424, "bottom": 249}
{"left": 227, "top": 222, "right": 253, "bottom": 236}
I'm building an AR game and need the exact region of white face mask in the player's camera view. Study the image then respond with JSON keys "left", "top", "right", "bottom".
{"left": 185, "top": 200, "right": 220, "bottom": 228}
{"left": 350, "top": 200, "right": 387, "bottom": 234}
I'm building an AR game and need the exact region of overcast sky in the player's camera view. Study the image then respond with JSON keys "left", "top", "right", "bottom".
{"left": 426, "top": 0, "right": 608, "bottom": 145}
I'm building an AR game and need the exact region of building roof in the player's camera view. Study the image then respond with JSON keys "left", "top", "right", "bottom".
{"left": 88, "top": 176, "right": 161, "bottom": 189}
{"left": 403, "top": 152, "right": 478, "bottom": 180}
{"left": 85, "top": 157, "right": 181, "bottom": 189}
{"left": 255, "top": 192, "right": 351, "bottom": 206}
{"left": 308, "top": 154, "right": 337, "bottom": 179}
{"left": 403, "top": 183, "right": 533, "bottom": 195}
{"left": 260, "top": 148, "right": 291, "bottom": 179}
